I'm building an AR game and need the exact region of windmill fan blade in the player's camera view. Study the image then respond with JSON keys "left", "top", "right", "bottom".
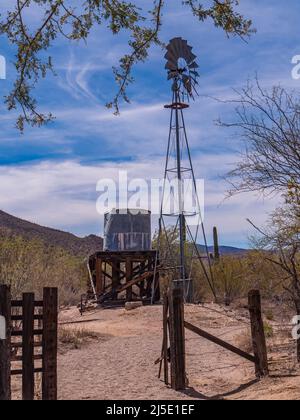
{"left": 190, "top": 76, "right": 199, "bottom": 85}
{"left": 189, "top": 61, "right": 199, "bottom": 69}
{"left": 165, "top": 62, "right": 176, "bottom": 71}
{"left": 187, "top": 52, "right": 197, "bottom": 64}
{"left": 166, "top": 46, "right": 178, "bottom": 65}
{"left": 165, "top": 50, "right": 178, "bottom": 66}
{"left": 178, "top": 39, "right": 188, "bottom": 57}
{"left": 171, "top": 37, "right": 182, "bottom": 58}
{"left": 190, "top": 71, "right": 200, "bottom": 78}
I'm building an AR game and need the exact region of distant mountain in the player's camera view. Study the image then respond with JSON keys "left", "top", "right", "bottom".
{"left": 197, "top": 244, "right": 249, "bottom": 256}
{"left": 0, "top": 210, "right": 103, "bottom": 256}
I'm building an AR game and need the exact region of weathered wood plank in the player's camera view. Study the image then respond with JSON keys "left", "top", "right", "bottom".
{"left": 0, "top": 285, "right": 11, "bottom": 400}
{"left": 11, "top": 341, "right": 42, "bottom": 349}
{"left": 11, "top": 368, "right": 43, "bottom": 376}
{"left": 11, "top": 314, "right": 43, "bottom": 321}
{"left": 95, "top": 258, "right": 104, "bottom": 296}
{"left": 126, "top": 258, "right": 133, "bottom": 301}
{"left": 11, "top": 329, "right": 43, "bottom": 337}
{"left": 11, "top": 300, "right": 43, "bottom": 307}
{"left": 12, "top": 354, "right": 43, "bottom": 362}
{"left": 169, "top": 288, "right": 186, "bottom": 391}
{"left": 42, "top": 288, "right": 58, "bottom": 400}
{"left": 248, "top": 290, "right": 269, "bottom": 377}
{"left": 22, "top": 293, "right": 35, "bottom": 400}
{"left": 163, "top": 293, "right": 169, "bottom": 385}
{"left": 111, "top": 259, "right": 120, "bottom": 299}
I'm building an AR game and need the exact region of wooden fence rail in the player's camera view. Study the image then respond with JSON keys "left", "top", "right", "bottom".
{"left": 184, "top": 321, "right": 257, "bottom": 364}
{"left": 0, "top": 285, "right": 58, "bottom": 401}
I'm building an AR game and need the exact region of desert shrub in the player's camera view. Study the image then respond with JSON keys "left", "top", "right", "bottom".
{"left": 153, "top": 226, "right": 296, "bottom": 305}
{"left": 199, "top": 251, "right": 287, "bottom": 304}
{"left": 235, "top": 330, "right": 253, "bottom": 354}
{"left": 212, "top": 256, "right": 249, "bottom": 305}
{"left": 264, "top": 309, "right": 274, "bottom": 321}
{"left": 0, "top": 234, "right": 86, "bottom": 304}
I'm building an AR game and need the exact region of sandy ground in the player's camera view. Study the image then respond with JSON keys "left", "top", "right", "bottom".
{"left": 51, "top": 303, "right": 300, "bottom": 400}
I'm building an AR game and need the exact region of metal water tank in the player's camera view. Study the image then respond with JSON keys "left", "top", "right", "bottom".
{"left": 104, "top": 209, "right": 152, "bottom": 252}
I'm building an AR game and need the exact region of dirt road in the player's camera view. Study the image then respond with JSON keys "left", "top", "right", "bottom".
{"left": 57, "top": 304, "right": 300, "bottom": 400}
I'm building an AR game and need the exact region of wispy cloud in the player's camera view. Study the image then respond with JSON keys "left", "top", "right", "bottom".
{"left": 0, "top": 157, "right": 280, "bottom": 246}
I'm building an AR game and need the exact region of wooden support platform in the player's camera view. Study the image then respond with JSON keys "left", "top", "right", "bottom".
{"left": 88, "top": 250, "right": 160, "bottom": 306}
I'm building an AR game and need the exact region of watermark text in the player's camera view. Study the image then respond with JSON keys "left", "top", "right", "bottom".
{"left": 292, "top": 316, "right": 300, "bottom": 340}
{"left": 292, "top": 55, "right": 300, "bottom": 80}
{"left": 0, "top": 55, "right": 6, "bottom": 80}
{"left": 96, "top": 170, "right": 205, "bottom": 226}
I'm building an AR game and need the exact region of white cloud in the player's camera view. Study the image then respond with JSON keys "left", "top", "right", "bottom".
{"left": 0, "top": 157, "right": 280, "bottom": 246}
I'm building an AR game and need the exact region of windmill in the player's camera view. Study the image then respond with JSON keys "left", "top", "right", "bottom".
{"left": 153, "top": 38, "right": 215, "bottom": 303}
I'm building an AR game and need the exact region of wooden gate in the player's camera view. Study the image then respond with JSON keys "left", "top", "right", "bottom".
{"left": 0, "top": 285, "right": 58, "bottom": 400}
{"left": 159, "top": 288, "right": 269, "bottom": 391}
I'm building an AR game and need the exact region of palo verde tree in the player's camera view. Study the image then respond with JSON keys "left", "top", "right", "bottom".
{"left": 0, "top": 0, "right": 253, "bottom": 130}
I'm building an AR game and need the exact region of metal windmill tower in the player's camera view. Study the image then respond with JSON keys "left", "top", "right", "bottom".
{"left": 153, "top": 38, "right": 215, "bottom": 303}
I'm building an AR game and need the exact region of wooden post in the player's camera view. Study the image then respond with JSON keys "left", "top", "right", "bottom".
{"left": 163, "top": 293, "right": 169, "bottom": 385}
{"left": 112, "top": 259, "right": 120, "bottom": 299}
{"left": 22, "top": 293, "right": 35, "bottom": 400}
{"left": 248, "top": 290, "right": 269, "bottom": 378}
{"left": 42, "top": 288, "right": 58, "bottom": 400}
{"left": 169, "top": 287, "right": 186, "bottom": 390}
{"left": 95, "top": 258, "right": 103, "bottom": 296}
{"left": 126, "top": 258, "right": 133, "bottom": 302}
{"left": 0, "top": 285, "right": 11, "bottom": 401}
{"left": 153, "top": 254, "right": 161, "bottom": 303}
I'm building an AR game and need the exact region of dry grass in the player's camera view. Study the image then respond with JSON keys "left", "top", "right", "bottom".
{"left": 264, "top": 321, "right": 274, "bottom": 338}
{"left": 235, "top": 330, "right": 253, "bottom": 354}
{"left": 59, "top": 327, "right": 110, "bottom": 351}
{"left": 264, "top": 309, "right": 275, "bottom": 321}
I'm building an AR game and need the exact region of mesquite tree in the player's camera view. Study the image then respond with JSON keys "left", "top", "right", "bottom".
{"left": 221, "top": 79, "right": 300, "bottom": 360}
{"left": 249, "top": 209, "right": 300, "bottom": 361}
{"left": 0, "top": 0, "right": 253, "bottom": 130}
{"left": 220, "top": 79, "right": 300, "bottom": 207}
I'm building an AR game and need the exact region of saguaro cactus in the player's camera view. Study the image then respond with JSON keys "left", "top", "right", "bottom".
{"left": 213, "top": 226, "right": 220, "bottom": 260}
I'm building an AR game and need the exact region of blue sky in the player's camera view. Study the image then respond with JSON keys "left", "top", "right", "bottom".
{"left": 0, "top": 0, "right": 299, "bottom": 247}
